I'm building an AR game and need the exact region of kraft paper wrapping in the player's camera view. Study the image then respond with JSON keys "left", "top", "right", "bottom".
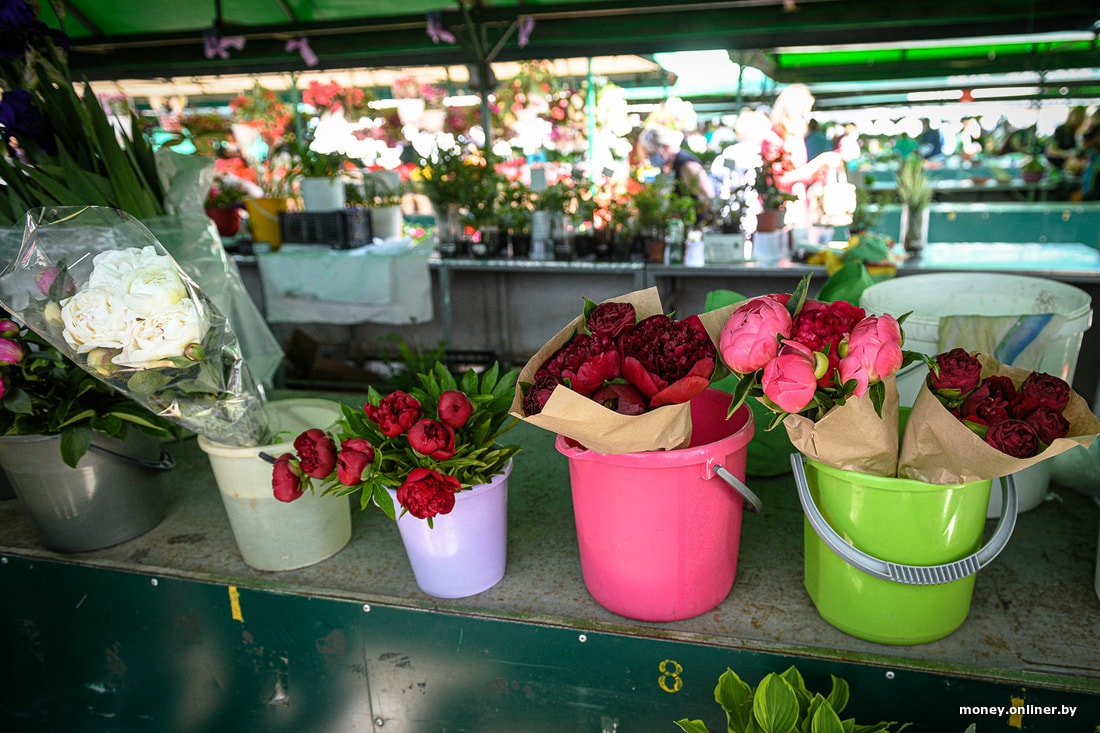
{"left": 508, "top": 287, "right": 737, "bottom": 455}
{"left": 782, "top": 374, "right": 901, "bottom": 477}
{"left": 898, "top": 353, "right": 1100, "bottom": 484}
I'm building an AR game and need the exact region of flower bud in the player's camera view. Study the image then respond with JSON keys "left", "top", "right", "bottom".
{"left": 0, "top": 319, "right": 18, "bottom": 337}
{"left": 85, "top": 347, "right": 117, "bottom": 377}
{"left": 0, "top": 337, "right": 24, "bottom": 365}
{"left": 43, "top": 301, "right": 63, "bottom": 327}
{"left": 183, "top": 343, "right": 205, "bottom": 362}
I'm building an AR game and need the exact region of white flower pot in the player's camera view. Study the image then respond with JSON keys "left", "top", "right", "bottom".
{"left": 299, "top": 177, "right": 346, "bottom": 212}
{"left": 370, "top": 205, "right": 404, "bottom": 240}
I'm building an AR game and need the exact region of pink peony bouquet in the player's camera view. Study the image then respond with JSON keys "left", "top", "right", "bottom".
{"left": 898, "top": 349, "right": 1100, "bottom": 484}
{"left": 718, "top": 276, "right": 911, "bottom": 475}
{"left": 272, "top": 362, "right": 520, "bottom": 526}
{"left": 509, "top": 287, "right": 737, "bottom": 454}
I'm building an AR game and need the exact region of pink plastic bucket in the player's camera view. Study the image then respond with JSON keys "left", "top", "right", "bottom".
{"left": 556, "top": 389, "right": 758, "bottom": 621}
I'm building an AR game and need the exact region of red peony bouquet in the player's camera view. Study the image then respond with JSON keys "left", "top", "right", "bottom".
{"left": 510, "top": 287, "right": 736, "bottom": 454}
{"left": 718, "top": 276, "right": 911, "bottom": 475}
{"left": 897, "top": 349, "right": 1100, "bottom": 484}
{"left": 273, "top": 362, "right": 520, "bottom": 526}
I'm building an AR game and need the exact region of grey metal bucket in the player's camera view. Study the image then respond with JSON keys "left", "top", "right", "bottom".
{"left": 0, "top": 431, "right": 173, "bottom": 552}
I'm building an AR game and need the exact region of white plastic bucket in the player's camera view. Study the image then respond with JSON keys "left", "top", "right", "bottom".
{"left": 198, "top": 398, "right": 352, "bottom": 571}
{"left": 861, "top": 273, "right": 1092, "bottom": 516}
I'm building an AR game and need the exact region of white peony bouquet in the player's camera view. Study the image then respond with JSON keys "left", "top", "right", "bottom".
{"left": 0, "top": 206, "right": 271, "bottom": 446}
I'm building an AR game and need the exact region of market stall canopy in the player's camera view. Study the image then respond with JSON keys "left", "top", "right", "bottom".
{"left": 44, "top": 0, "right": 1100, "bottom": 88}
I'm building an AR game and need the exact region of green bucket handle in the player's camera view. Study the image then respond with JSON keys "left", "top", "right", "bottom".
{"left": 710, "top": 463, "right": 764, "bottom": 513}
{"left": 791, "top": 453, "right": 1017, "bottom": 586}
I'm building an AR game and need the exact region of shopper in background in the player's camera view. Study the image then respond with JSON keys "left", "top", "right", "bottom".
{"left": 759, "top": 83, "right": 844, "bottom": 229}
{"left": 1045, "top": 105, "right": 1087, "bottom": 170}
{"left": 640, "top": 125, "right": 715, "bottom": 212}
{"left": 804, "top": 119, "right": 831, "bottom": 160}
{"left": 918, "top": 118, "right": 944, "bottom": 159}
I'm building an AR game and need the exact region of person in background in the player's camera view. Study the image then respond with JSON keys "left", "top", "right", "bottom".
{"left": 918, "top": 118, "right": 943, "bottom": 159}
{"left": 834, "top": 122, "right": 861, "bottom": 163}
{"left": 804, "top": 119, "right": 831, "bottom": 160}
{"left": 893, "top": 131, "right": 919, "bottom": 160}
{"left": 759, "top": 83, "right": 843, "bottom": 229}
{"left": 640, "top": 125, "right": 715, "bottom": 212}
{"left": 1045, "top": 106, "right": 1087, "bottom": 169}
{"left": 710, "top": 108, "right": 772, "bottom": 229}
{"left": 1074, "top": 124, "right": 1100, "bottom": 200}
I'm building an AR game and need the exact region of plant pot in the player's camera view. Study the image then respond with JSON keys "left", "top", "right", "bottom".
{"left": 197, "top": 398, "right": 352, "bottom": 571}
{"left": 370, "top": 205, "right": 404, "bottom": 240}
{"left": 1021, "top": 169, "right": 1044, "bottom": 184}
{"left": 205, "top": 206, "right": 241, "bottom": 238}
{"left": 244, "top": 197, "right": 287, "bottom": 251}
{"left": 508, "top": 231, "right": 531, "bottom": 259}
{"left": 755, "top": 209, "right": 782, "bottom": 233}
{"left": 387, "top": 461, "right": 512, "bottom": 598}
{"left": 299, "top": 177, "right": 346, "bottom": 212}
{"left": 645, "top": 238, "right": 666, "bottom": 264}
{"left": 0, "top": 430, "right": 172, "bottom": 552}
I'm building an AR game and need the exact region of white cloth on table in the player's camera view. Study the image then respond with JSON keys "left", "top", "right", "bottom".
{"left": 256, "top": 240, "right": 434, "bottom": 325}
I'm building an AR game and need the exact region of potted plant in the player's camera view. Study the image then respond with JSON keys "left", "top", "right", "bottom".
{"left": 415, "top": 142, "right": 497, "bottom": 255}
{"left": 360, "top": 170, "right": 405, "bottom": 240}
{"left": 273, "top": 361, "right": 522, "bottom": 598}
{"left": 754, "top": 152, "right": 797, "bottom": 233}
{"left": 630, "top": 178, "right": 675, "bottom": 262}
{"left": 895, "top": 152, "right": 933, "bottom": 253}
{"left": 205, "top": 174, "right": 249, "bottom": 237}
{"left": 498, "top": 180, "right": 534, "bottom": 258}
{"left": 1021, "top": 155, "right": 1045, "bottom": 183}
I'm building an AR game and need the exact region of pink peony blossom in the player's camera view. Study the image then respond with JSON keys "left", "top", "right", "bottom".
{"left": 719, "top": 296, "right": 792, "bottom": 374}
{"left": 761, "top": 340, "right": 819, "bottom": 414}
{"left": 840, "top": 314, "right": 904, "bottom": 385}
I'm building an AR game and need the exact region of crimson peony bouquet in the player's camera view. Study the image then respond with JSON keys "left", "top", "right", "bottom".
{"left": 897, "top": 349, "right": 1100, "bottom": 484}
{"left": 509, "top": 287, "right": 736, "bottom": 454}
{"left": 718, "top": 276, "right": 912, "bottom": 475}
{"left": 272, "top": 362, "right": 520, "bottom": 527}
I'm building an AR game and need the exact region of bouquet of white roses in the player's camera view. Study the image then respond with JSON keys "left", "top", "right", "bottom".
{"left": 0, "top": 206, "right": 271, "bottom": 446}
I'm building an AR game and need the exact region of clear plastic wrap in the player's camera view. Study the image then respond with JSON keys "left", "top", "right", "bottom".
{"left": 0, "top": 206, "right": 272, "bottom": 446}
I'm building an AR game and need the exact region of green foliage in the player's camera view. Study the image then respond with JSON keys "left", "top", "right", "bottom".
{"left": 1, "top": 321, "right": 178, "bottom": 467}
{"left": 674, "top": 666, "right": 908, "bottom": 733}
{"left": 895, "top": 153, "right": 932, "bottom": 209}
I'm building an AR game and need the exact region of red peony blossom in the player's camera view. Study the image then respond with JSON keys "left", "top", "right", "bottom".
{"left": 365, "top": 390, "right": 423, "bottom": 437}
{"left": 620, "top": 314, "right": 716, "bottom": 407}
{"left": 586, "top": 301, "right": 636, "bottom": 339}
{"left": 1025, "top": 409, "right": 1070, "bottom": 444}
{"left": 522, "top": 374, "right": 560, "bottom": 416}
{"left": 1019, "top": 372, "right": 1071, "bottom": 413}
{"left": 407, "top": 418, "right": 457, "bottom": 460}
{"left": 591, "top": 382, "right": 648, "bottom": 415}
{"left": 437, "top": 390, "right": 473, "bottom": 428}
{"left": 984, "top": 419, "right": 1040, "bottom": 458}
{"left": 537, "top": 333, "right": 621, "bottom": 396}
{"left": 959, "top": 382, "right": 1013, "bottom": 426}
{"left": 929, "top": 348, "right": 982, "bottom": 394}
{"left": 272, "top": 453, "right": 307, "bottom": 503}
{"left": 397, "top": 467, "right": 461, "bottom": 520}
{"left": 790, "top": 299, "right": 866, "bottom": 355}
{"left": 337, "top": 448, "right": 372, "bottom": 486}
{"left": 293, "top": 429, "right": 337, "bottom": 479}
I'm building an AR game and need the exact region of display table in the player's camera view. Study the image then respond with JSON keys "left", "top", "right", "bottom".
{"left": 0, "top": 395, "right": 1096, "bottom": 731}
{"left": 254, "top": 241, "right": 434, "bottom": 325}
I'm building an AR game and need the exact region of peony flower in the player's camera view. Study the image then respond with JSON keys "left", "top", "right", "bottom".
{"left": 590, "top": 382, "right": 648, "bottom": 415}
{"left": 621, "top": 314, "right": 716, "bottom": 407}
{"left": 790, "top": 299, "right": 866, "bottom": 355}
{"left": 841, "top": 315, "right": 903, "bottom": 383}
{"left": 537, "top": 333, "right": 621, "bottom": 396}
{"left": 0, "top": 319, "right": 17, "bottom": 337}
{"left": 1026, "top": 408, "right": 1070, "bottom": 444}
{"left": 293, "top": 429, "right": 337, "bottom": 479}
{"left": 272, "top": 453, "right": 307, "bottom": 503}
{"left": 336, "top": 444, "right": 372, "bottom": 486}
{"left": 761, "top": 340, "right": 820, "bottom": 413}
{"left": 407, "top": 418, "right": 457, "bottom": 460}
{"left": 365, "top": 390, "right": 422, "bottom": 437}
{"left": 437, "top": 390, "right": 473, "bottom": 428}
{"left": 719, "top": 296, "right": 792, "bottom": 374}
{"left": 929, "top": 348, "right": 982, "bottom": 395}
{"left": 1019, "top": 372, "right": 1070, "bottom": 413}
{"left": 119, "top": 262, "right": 188, "bottom": 318}
{"left": 115, "top": 298, "right": 208, "bottom": 366}
{"left": 984, "top": 419, "right": 1040, "bottom": 458}
{"left": 586, "top": 301, "right": 636, "bottom": 339}
{"left": 522, "top": 374, "right": 560, "bottom": 416}
{"left": 397, "top": 467, "right": 460, "bottom": 520}
{"left": 60, "top": 286, "right": 133, "bottom": 353}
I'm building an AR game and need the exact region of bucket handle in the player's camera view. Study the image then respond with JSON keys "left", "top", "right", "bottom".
{"left": 88, "top": 442, "right": 175, "bottom": 471}
{"left": 712, "top": 464, "right": 763, "bottom": 512}
{"left": 791, "top": 453, "right": 1017, "bottom": 586}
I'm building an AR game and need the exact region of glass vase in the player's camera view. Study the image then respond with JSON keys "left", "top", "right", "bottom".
{"left": 900, "top": 204, "right": 929, "bottom": 254}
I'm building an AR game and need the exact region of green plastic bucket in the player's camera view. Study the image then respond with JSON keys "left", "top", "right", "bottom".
{"left": 793, "top": 455, "right": 1017, "bottom": 645}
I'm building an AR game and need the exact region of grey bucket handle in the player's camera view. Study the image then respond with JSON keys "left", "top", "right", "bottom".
{"left": 88, "top": 442, "right": 175, "bottom": 471}
{"left": 791, "top": 453, "right": 1017, "bottom": 586}
{"left": 712, "top": 464, "right": 763, "bottom": 513}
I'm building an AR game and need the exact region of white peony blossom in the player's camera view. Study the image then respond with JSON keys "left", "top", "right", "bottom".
{"left": 114, "top": 297, "right": 208, "bottom": 367}
{"left": 122, "top": 262, "right": 187, "bottom": 318}
{"left": 61, "top": 287, "right": 134, "bottom": 353}
{"left": 86, "top": 247, "right": 146, "bottom": 290}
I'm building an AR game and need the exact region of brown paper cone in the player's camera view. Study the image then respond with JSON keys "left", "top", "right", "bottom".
{"left": 897, "top": 353, "right": 1100, "bottom": 484}
{"left": 782, "top": 373, "right": 900, "bottom": 477}
{"left": 508, "top": 287, "right": 739, "bottom": 454}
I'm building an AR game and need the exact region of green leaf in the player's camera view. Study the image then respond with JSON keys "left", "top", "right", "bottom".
{"left": 779, "top": 667, "right": 811, "bottom": 718}
{"left": 714, "top": 668, "right": 755, "bottom": 732}
{"left": 810, "top": 702, "right": 845, "bottom": 733}
{"left": 786, "top": 274, "right": 812, "bottom": 321}
{"left": 60, "top": 422, "right": 93, "bottom": 468}
{"left": 868, "top": 380, "right": 886, "bottom": 418}
{"left": 825, "top": 676, "right": 849, "bottom": 716}
{"left": 753, "top": 674, "right": 799, "bottom": 733}
{"left": 2, "top": 387, "right": 34, "bottom": 415}
{"left": 673, "top": 720, "right": 712, "bottom": 733}
{"left": 372, "top": 482, "right": 396, "bottom": 520}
